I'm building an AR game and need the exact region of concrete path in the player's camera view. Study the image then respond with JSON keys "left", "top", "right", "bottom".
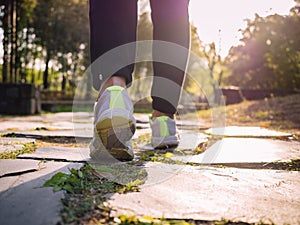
{"left": 0, "top": 113, "right": 89, "bottom": 225}
{"left": 0, "top": 112, "right": 299, "bottom": 225}
{"left": 109, "top": 164, "right": 300, "bottom": 225}
{"left": 0, "top": 161, "right": 82, "bottom": 225}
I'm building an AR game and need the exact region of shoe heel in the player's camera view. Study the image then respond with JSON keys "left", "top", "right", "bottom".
{"left": 96, "top": 116, "right": 135, "bottom": 149}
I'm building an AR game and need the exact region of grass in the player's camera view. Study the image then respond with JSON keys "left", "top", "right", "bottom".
{"left": 0, "top": 142, "right": 37, "bottom": 159}
{"left": 115, "top": 215, "right": 196, "bottom": 225}
{"left": 137, "top": 150, "right": 183, "bottom": 164}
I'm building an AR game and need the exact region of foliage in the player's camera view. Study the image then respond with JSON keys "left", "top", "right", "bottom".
{"left": 0, "top": 0, "right": 89, "bottom": 93}
{"left": 184, "top": 25, "right": 210, "bottom": 97}
{"left": 185, "top": 25, "right": 227, "bottom": 104}
{"left": 44, "top": 165, "right": 117, "bottom": 224}
{"left": 0, "top": 0, "right": 37, "bottom": 83}
{"left": 44, "top": 164, "right": 145, "bottom": 224}
{"left": 116, "top": 215, "right": 195, "bottom": 225}
{"left": 226, "top": 4, "right": 300, "bottom": 90}
{"left": 32, "top": 0, "right": 89, "bottom": 89}
{"left": 138, "top": 150, "right": 177, "bottom": 163}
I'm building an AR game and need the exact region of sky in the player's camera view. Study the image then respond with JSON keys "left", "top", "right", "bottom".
{"left": 0, "top": 1, "right": 296, "bottom": 59}
{"left": 189, "top": 0, "right": 296, "bottom": 57}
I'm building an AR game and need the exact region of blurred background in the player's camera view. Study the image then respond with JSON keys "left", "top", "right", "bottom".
{"left": 0, "top": 0, "right": 299, "bottom": 114}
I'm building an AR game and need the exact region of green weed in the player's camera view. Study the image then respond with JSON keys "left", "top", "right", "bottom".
{"left": 44, "top": 164, "right": 146, "bottom": 224}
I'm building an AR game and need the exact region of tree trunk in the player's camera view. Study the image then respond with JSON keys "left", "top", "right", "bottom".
{"left": 218, "top": 71, "right": 223, "bottom": 86}
{"left": 9, "top": 0, "right": 16, "bottom": 83}
{"left": 43, "top": 53, "right": 50, "bottom": 89}
{"left": 2, "top": 1, "right": 9, "bottom": 83}
{"left": 61, "top": 74, "right": 66, "bottom": 91}
{"left": 13, "top": 0, "right": 18, "bottom": 83}
{"left": 22, "top": 24, "right": 30, "bottom": 83}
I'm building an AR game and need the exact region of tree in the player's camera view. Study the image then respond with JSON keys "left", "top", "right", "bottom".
{"left": 32, "top": 0, "right": 89, "bottom": 89}
{"left": 0, "top": 0, "right": 37, "bottom": 83}
{"left": 226, "top": 2, "right": 300, "bottom": 90}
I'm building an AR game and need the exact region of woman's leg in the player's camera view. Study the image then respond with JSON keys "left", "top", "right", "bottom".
{"left": 89, "top": 0, "right": 138, "bottom": 93}
{"left": 150, "top": 0, "right": 190, "bottom": 116}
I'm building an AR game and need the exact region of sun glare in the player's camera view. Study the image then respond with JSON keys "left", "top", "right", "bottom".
{"left": 189, "top": 0, "right": 295, "bottom": 57}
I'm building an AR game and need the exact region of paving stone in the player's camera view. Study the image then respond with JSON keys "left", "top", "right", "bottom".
{"left": 0, "top": 144, "right": 24, "bottom": 154}
{"left": 109, "top": 162, "right": 300, "bottom": 224}
{"left": 72, "top": 112, "right": 94, "bottom": 124}
{"left": 50, "top": 112, "right": 90, "bottom": 121}
{"left": 8, "top": 115, "right": 44, "bottom": 122}
{"left": 0, "top": 112, "right": 93, "bottom": 138}
{"left": 172, "top": 138, "right": 300, "bottom": 165}
{"left": 134, "top": 113, "right": 150, "bottom": 123}
{"left": 0, "top": 161, "right": 83, "bottom": 225}
{"left": 0, "top": 159, "right": 40, "bottom": 177}
{"left": 0, "top": 137, "right": 35, "bottom": 144}
{"left": 0, "top": 137, "right": 35, "bottom": 154}
{"left": 18, "top": 146, "right": 90, "bottom": 162}
{"left": 206, "top": 126, "right": 293, "bottom": 138}
{"left": 176, "top": 120, "right": 203, "bottom": 129}
{"left": 44, "top": 121, "right": 75, "bottom": 130}
{"left": 0, "top": 176, "right": 19, "bottom": 193}
{"left": 0, "top": 121, "right": 48, "bottom": 131}
{"left": 138, "top": 132, "right": 209, "bottom": 151}
{"left": 136, "top": 123, "right": 150, "bottom": 129}
{"left": 6, "top": 130, "right": 92, "bottom": 138}
{"left": 0, "top": 112, "right": 207, "bottom": 139}
{"left": 178, "top": 132, "right": 209, "bottom": 150}
{"left": 11, "top": 129, "right": 92, "bottom": 138}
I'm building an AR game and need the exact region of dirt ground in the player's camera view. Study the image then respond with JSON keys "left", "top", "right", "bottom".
{"left": 188, "top": 94, "right": 300, "bottom": 138}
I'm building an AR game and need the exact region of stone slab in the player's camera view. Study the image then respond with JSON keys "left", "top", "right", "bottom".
{"left": 0, "top": 112, "right": 89, "bottom": 135}
{"left": 138, "top": 132, "right": 209, "bottom": 151}
{"left": 7, "top": 130, "right": 92, "bottom": 138}
{"left": 0, "top": 121, "right": 48, "bottom": 131}
{"left": 0, "top": 112, "right": 207, "bottom": 139}
{"left": 176, "top": 120, "right": 203, "bottom": 129}
{"left": 134, "top": 113, "right": 150, "bottom": 123}
{"left": 109, "top": 162, "right": 300, "bottom": 224}
{"left": 0, "top": 176, "right": 19, "bottom": 193}
{"left": 0, "top": 159, "right": 40, "bottom": 177}
{"left": 172, "top": 138, "right": 300, "bottom": 165}
{"left": 18, "top": 146, "right": 90, "bottom": 162}
{"left": 0, "top": 144, "right": 24, "bottom": 154}
{"left": 0, "top": 161, "right": 83, "bottom": 225}
{"left": 0, "top": 137, "right": 35, "bottom": 144}
{"left": 206, "top": 126, "right": 293, "bottom": 138}
{"left": 0, "top": 137, "right": 35, "bottom": 154}
{"left": 136, "top": 123, "right": 150, "bottom": 130}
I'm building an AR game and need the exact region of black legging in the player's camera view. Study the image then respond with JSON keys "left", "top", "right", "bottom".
{"left": 89, "top": 0, "right": 190, "bottom": 114}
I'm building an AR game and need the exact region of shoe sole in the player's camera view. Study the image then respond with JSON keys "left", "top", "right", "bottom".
{"left": 151, "top": 136, "right": 179, "bottom": 149}
{"left": 109, "top": 147, "right": 134, "bottom": 161}
{"left": 96, "top": 116, "right": 135, "bottom": 160}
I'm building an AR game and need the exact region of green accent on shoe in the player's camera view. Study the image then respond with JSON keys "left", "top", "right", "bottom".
{"left": 107, "top": 86, "right": 126, "bottom": 109}
{"left": 157, "top": 116, "right": 171, "bottom": 137}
